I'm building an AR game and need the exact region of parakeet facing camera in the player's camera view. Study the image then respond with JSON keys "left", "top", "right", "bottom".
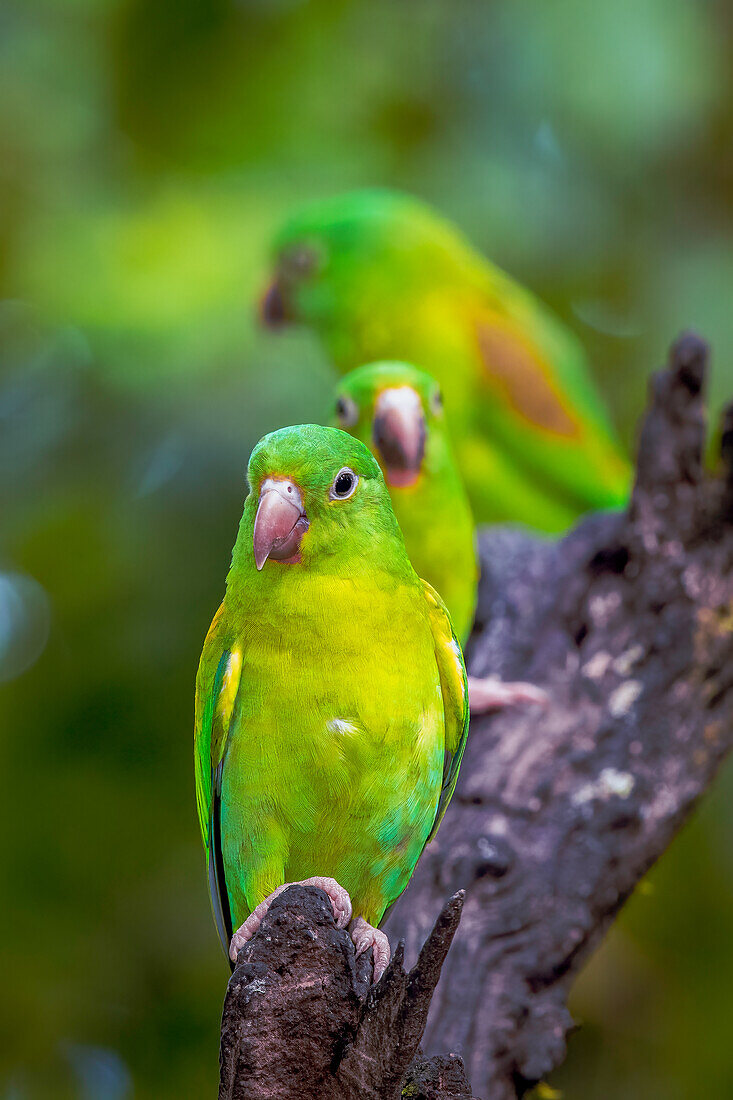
{"left": 195, "top": 424, "right": 469, "bottom": 979}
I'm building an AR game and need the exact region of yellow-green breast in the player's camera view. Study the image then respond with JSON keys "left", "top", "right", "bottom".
{"left": 219, "top": 567, "right": 445, "bottom": 929}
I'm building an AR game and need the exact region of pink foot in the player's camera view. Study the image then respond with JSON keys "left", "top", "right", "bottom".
{"left": 468, "top": 675, "right": 549, "bottom": 714}
{"left": 349, "top": 916, "right": 391, "bottom": 983}
{"left": 229, "top": 876, "right": 353, "bottom": 962}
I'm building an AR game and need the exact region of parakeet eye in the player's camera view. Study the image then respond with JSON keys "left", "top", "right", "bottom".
{"left": 282, "top": 243, "right": 320, "bottom": 279}
{"left": 329, "top": 467, "right": 359, "bottom": 500}
{"left": 335, "top": 395, "right": 359, "bottom": 428}
{"left": 431, "top": 389, "right": 444, "bottom": 415}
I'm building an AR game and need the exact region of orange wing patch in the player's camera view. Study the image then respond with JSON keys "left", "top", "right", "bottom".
{"left": 476, "top": 318, "right": 580, "bottom": 439}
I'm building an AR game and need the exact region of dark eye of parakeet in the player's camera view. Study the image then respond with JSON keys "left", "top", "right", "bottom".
{"left": 431, "top": 388, "right": 444, "bottom": 415}
{"left": 336, "top": 395, "right": 359, "bottom": 427}
{"left": 330, "top": 467, "right": 359, "bottom": 500}
{"left": 282, "top": 243, "right": 320, "bottom": 279}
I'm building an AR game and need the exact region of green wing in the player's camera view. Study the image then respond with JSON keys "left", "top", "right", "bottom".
{"left": 194, "top": 604, "right": 242, "bottom": 953}
{"left": 467, "top": 282, "right": 631, "bottom": 516}
{"left": 421, "top": 580, "right": 470, "bottom": 843}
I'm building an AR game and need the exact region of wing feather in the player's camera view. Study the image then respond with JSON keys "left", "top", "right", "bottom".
{"left": 194, "top": 605, "right": 242, "bottom": 954}
{"left": 421, "top": 580, "right": 470, "bottom": 843}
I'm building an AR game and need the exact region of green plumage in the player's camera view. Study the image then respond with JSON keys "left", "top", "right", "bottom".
{"left": 267, "top": 189, "right": 631, "bottom": 530}
{"left": 333, "top": 361, "right": 478, "bottom": 644}
{"left": 194, "top": 424, "right": 469, "bottom": 953}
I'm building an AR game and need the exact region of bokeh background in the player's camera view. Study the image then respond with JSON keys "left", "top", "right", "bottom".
{"left": 2, "top": 1, "right": 732, "bottom": 1096}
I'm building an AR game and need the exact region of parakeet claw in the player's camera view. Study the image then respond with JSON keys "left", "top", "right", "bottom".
{"left": 301, "top": 876, "right": 353, "bottom": 928}
{"left": 229, "top": 876, "right": 353, "bottom": 963}
{"left": 348, "top": 916, "right": 391, "bottom": 983}
{"left": 468, "top": 675, "right": 549, "bottom": 714}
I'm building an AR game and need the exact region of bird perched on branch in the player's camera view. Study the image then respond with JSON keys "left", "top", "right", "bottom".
{"left": 261, "top": 189, "right": 630, "bottom": 530}
{"left": 194, "top": 424, "right": 469, "bottom": 980}
{"left": 333, "top": 361, "right": 546, "bottom": 713}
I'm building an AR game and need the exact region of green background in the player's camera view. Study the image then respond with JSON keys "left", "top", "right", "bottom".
{"left": 1, "top": 1, "right": 732, "bottom": 1096}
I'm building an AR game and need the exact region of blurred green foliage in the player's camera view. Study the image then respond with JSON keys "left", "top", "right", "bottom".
{"left": 1, "top": 1, "right": 732, "bottom": 1096}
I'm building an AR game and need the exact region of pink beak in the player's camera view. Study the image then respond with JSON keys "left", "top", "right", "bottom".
{"left": 253, "top": 479, "right": 308, "bottom": 570}
{"left": 373, "top": 387, "right": 426, "bottom": 488}
{"left": 259, "top": 278, "right": 290, "bottom": 328}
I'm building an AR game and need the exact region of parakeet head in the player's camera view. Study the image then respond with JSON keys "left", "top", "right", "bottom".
{"left": 260, "top": 190, "right": 480, "bottom": 356}
{"left": 232, "top": 423, "right": 408, "bottom": 579}
{"left": 333, "top": 362, "right": 451, "bottom": 492}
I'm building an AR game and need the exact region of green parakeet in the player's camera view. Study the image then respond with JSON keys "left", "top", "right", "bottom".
{"left": 194, "top": 423, "right": 469, "bottom": 978}
{"left": 261, "top": 189, "right": 631, "bottom": 530}
{"left": 332, "top": 361, "right": 547, "bottom": 714}
{"left": 333, "top": 361, "right": 477, "bottom": 643}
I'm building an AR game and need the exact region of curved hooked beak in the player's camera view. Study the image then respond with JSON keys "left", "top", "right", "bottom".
{"left": 373, "top": 387, "right": 426, "bottom": 488}
{"left": 259, "top": 276, "right": 291, "bottom": 328}
{"left": 253, "top": 478, "right": 309, "bottom": 570}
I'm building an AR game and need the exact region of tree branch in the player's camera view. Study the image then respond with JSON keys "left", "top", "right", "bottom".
{"left": 387, "top": 332, "right": 733, "bottom": 1096}
{"left": 217, "top": 334, "right": 733, "bottom": 1099}
{"left": 219, "top": 886, "right": 467, "bottom": 1099}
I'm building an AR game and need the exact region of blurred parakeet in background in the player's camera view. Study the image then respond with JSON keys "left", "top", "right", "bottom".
{"left": 194, "top": 424, "right": 469, "bottom": 979}
{"left": 261, "top": 189, "right": 631, "bottom": 530}
{"left": 335, "top": 362, "right": 476, "bottom": 640}
{"left": 333, "top": 361, "right": 546, "bottom": 713}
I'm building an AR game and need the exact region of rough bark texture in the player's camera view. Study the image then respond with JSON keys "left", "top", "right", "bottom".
{"left": 388, "top": 332, "right": 733, "bottom": 1096}
{"left": 218, "top": 334, "right": 733, "bottom": 1099}
{"left": 219, "top": 886, "right": 466, "bottom": 1099}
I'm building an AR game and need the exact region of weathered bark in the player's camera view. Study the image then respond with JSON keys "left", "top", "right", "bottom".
{"left": 388, "top": 332, "right": 733, "bottom": 1096}
{"left": 218, "top": 334, "right": 733, "bottom": 1099}
{"left": 218, "top": 886, "right": 467, "bottom": 1099}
